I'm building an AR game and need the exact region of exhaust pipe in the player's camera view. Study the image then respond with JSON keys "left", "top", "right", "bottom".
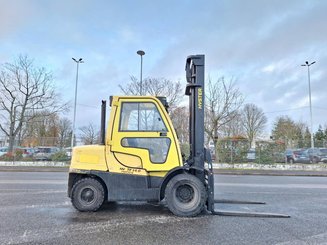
{"left": 100, "top": 100, "right": 106, "bottom": 145}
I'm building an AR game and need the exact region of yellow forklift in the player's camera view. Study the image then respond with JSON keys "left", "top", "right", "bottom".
{"left": 68, "top": 55, "right": 289, "bottom": 218}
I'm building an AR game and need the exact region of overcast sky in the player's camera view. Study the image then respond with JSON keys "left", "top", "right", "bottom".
{"left": 1, "top": 0, "right": 326, "bottom": 136}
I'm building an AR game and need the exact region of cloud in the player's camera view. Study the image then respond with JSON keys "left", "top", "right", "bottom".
{"left": 0, "top": 1, "right": 37, "bottom": 37}
{"left": 1, "top": 0, "right": 327, "bottom": 134}
{"left": 148, "top": 0, "right": 327, "bottom": 132}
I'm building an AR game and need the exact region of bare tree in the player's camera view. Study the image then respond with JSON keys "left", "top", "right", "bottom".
{"left": 57, "top": 117, "right": 72, "bottom": 148}
{"left": 19, "top": 110, "right": 58, "bottom": 146}
{"left": 170, "top": 106, "right": 189, "bottom": 143}
{"left": 79, "top": 123, "right": 99, "bottom": 145}
{"left": 241, "top": 103, "right": 267, "bottom": 148}
{"left": 0, "top": 55, "right": 67, "bottom": 152}
{"left": 220, "top": 111, "right": 245, "bottom": 138}
{"left": 119, "top": 76, "right": 183, "bottom": 108}
{"left": 205, "top": 77, "right": 244, "bottom": 157}
{"left": 272, "top": 118, "right": 312, "bottom": 148}
{"left": 272, "top": 116, "right": 301, "bottom": 148}
{"left": 20, "top": 112, "right": 71, "bottom": 147}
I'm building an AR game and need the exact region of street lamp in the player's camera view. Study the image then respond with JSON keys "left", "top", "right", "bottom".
{"left": 136, "top": 50, "right": 145, "bottom": 95}
{"left": 301, "top": 61, "right": 316, "bottom": 149}
{"left": 71, "top": 58, "right": 84, "bottom": 148}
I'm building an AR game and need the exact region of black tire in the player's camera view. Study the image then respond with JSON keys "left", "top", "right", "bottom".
{"left": 289, "top": 158, "right": 294, "bottom": 164}
{"left": 312, "top": 157, "right": 318, "bottom": 164}
{"left": 165, "top": 174, "right": 206, "bottom": 217}
{"left": 71, "top": 178, "right": 105, "bottom": 212}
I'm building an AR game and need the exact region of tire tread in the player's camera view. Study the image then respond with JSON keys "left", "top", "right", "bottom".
{"left": 165, "top": 173, "right": 206, "bottom": 217}
{"left": 71, "top": 177, "right": 105, "bottom": 212}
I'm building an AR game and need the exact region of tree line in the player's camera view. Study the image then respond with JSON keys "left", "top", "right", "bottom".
{"left": 1, "top": 55, "right": 326, "bottom": 156}
{"left": 271, "top": 116, "right": 327, "bottom": 148}
{"left": 119, "top": 75, "right": 327, "bottom": 158}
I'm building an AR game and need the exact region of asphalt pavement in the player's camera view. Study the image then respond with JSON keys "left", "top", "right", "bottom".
{"left": 0, "top": 172, "right": 327, "bottom": 244}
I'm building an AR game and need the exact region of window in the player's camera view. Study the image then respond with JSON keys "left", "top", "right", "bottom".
{"left": 320, "top": 149, "right": 327, "bottom": 154}
{"left": 120, "top": 102, "right": 167, "bottom": 132}
{"left": 121, "top": 137, "right": 171, "bottom": 163}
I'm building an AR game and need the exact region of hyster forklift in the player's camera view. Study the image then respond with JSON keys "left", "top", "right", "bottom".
{"left": 68, "top": 55, "right": 289, "bottom": 218}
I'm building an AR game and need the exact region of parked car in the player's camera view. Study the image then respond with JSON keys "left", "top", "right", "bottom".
{"left": 305, "top": 148, "right": 327, "bottom": 163}
{"left": 319, "top": 148, "right": 327, "bottom": 163}
{"left": 22, "top": 147, "right": 36, "bottom": 158}
{"left": 33, "top": 147, "right": 60, "bottom": 161}
{"left": 0, "top": 147, "right": 8, "bottom": 157}
{"left": 0, "top": 147, "right": 25, "bottom": 157}
{"left": 285, "top": 149, "right": 309, "bottom": 163}
{"left": 294, "top": 150, "right": 311, "bottom": 164}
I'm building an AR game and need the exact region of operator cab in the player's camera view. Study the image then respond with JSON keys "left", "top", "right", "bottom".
{"left": 107, "top": 96, "right": 182, "bottom": 173}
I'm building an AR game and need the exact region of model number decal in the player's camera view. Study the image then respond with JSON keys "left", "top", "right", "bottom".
{"left": 119, "top": 167, "right": 142, "bottom": 174}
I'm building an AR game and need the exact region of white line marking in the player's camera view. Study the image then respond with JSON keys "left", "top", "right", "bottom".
{"left": 0, "top": 190, "right": 66, "bottom": 196}
{"left": 0, "top": 180, "right": 66, "bottom": 184}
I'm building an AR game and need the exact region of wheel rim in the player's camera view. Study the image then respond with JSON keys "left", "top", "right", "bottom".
{"left": 176, "top": 184, "right": 194, "bottom": 203}
{"left": 80, "top": 187, "right": 96, "bottom": 205}
{"left": 173, "top": 182, "right": 199, "bottom": 211}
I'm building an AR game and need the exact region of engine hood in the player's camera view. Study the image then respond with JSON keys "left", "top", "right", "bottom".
{"left": 70, "top": 145, "right": 108, "bottom": 172}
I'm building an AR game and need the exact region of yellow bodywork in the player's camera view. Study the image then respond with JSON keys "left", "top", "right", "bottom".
{"left": 70, "top": 145, "right": 107, "bottom": 171}
{"left": 70, "top": 96, "right": 183, "bottom": 178}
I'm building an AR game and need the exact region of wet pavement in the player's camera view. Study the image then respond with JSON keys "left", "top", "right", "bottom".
{"left": 0, "top": 172, "right": 327, "bottom": 244}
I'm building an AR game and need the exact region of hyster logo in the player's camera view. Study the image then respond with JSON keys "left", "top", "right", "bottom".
{"left": 198, "top": 88, "right": 203, "bottom": 109}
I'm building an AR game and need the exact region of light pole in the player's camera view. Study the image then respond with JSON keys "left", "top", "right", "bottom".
{"left": 71, "top": 58, "right": 84, "bottom": 148}
{"left": 137, "top": 50, "right": 145, "bottom": 95}
{"left": 301, "top": 61, "right": 316, "bottom": 149}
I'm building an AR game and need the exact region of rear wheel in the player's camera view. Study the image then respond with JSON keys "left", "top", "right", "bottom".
{"left": 71, "top": 178, "right": 105, "bottom": 212}
{"left": 289, "top": 158, "right": 294, "bottom": 164}
{"left": 165, "top": 174, "right": 206, "bottom": 217}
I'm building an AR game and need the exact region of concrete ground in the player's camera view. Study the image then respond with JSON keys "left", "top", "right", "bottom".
{"left": 0, "top": 172, "right": 327, "bottom": 244}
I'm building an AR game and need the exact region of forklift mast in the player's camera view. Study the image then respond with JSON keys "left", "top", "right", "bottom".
{"left": 185, "top": 55, "right": 206, "bottom": 170}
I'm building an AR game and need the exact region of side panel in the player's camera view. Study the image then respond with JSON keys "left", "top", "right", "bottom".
{"left": 114, "top": 152, "right": 142, "bottom": 168}
{"left": 70, "top": 145, "right": 108, "bottom": 171}
{"left": 92, "top": 171, "right": 162, "bottom": 201}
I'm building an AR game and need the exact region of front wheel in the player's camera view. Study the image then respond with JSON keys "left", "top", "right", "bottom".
{"left": 71, "top": 178, "right": 105, "bottom": 212}
{"left": 165, "top": 174, "right": 206, "bottom": 217}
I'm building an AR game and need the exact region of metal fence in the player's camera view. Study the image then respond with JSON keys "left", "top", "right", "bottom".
{"left": 0, "top": 136, "right": 87, "bottom": 148}
{"left": 212, "top": 139, "right": 327, "bottom": 164}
